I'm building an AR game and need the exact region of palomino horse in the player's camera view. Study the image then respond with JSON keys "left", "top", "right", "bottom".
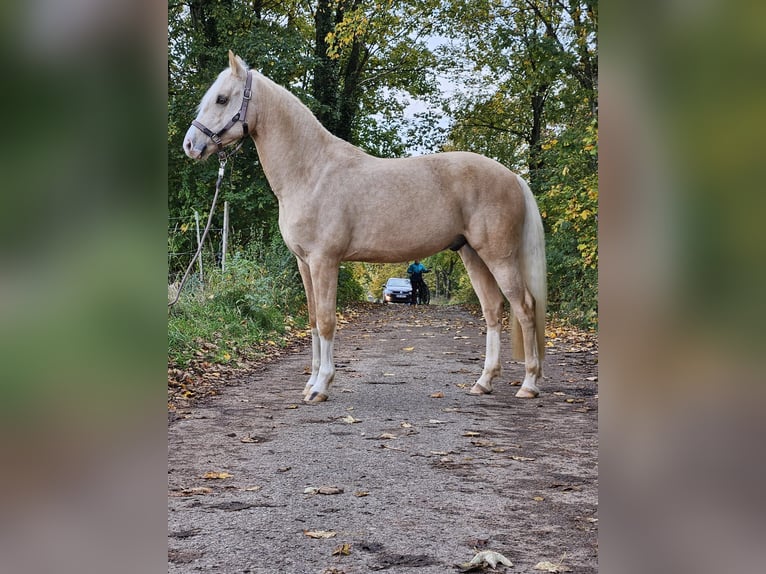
{"left": 183, "top": 51, "right": 547, "bottom": 403}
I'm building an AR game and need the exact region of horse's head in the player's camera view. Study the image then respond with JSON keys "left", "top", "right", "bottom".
{"left": 183, "top": 50, "right": 253, "bottom": 161}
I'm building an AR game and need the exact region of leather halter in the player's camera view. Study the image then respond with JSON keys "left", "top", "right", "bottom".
{"left": 191, "top": 70, "right": 253, "bottom": 160}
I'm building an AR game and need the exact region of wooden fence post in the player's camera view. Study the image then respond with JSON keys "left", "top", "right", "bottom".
{"left": 194, "top": 210, "right": 204, "bottom": 284}
{"left": 222, "top": 201, "right": 229, "bottom": 272}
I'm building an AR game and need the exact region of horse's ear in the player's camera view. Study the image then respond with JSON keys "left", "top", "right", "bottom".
{"left": 228, "top": 50, "right": 245, "bottom": 78}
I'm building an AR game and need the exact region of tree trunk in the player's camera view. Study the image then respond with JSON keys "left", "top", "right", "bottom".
{"left": 313, "top": 0, "right": 339, "bottom": 133}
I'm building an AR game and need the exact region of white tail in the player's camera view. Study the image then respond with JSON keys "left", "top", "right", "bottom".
{"left": 511, "top": 175, "right": 547, "bottom": 361}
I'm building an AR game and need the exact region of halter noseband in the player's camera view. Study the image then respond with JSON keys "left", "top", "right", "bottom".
{"left": 192, "top": 70, "right": 253, "bottom": 161}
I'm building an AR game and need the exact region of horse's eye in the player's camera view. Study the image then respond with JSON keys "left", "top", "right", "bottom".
{"left": 216, "top": 95, "right": 228, "bottom": 105}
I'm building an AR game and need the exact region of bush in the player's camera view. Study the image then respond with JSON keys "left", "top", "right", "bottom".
{"left": 168, "top": 234, "right": 368, "bottom": 367}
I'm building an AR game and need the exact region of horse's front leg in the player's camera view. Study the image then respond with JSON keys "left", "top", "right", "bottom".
{"left": 304, "top": 260, "right": 339, "bottom": 403}
{"left": 297, "top": 259, "right": 320, "bottom": 397}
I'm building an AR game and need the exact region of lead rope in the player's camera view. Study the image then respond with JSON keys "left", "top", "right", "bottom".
{"left": 168, "top": 158, "right": 229, "bottom": 308}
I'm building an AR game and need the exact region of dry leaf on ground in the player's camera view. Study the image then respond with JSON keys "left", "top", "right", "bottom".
{"left": 534, "top": 560, "right": 572, "bottom": 572}
{"left": 332, "top": 543, "right": 352, "bottom": 556}
{"left": 467, "top": 549, "right": 513, "bottom": 568}
{"left": 202, "top": 472, "right": 232, "bottom": 480}
{"left": 169, "top": 486, "right": 213, "bottom": 497}
{"left": 340, "top": 415, "right": 361, "bottom": 424}
{"left": 304, "top": 530, "right": 337, "bottom": 539}
{"left": 304, "top": 485, "right": 344, "bottom": 495}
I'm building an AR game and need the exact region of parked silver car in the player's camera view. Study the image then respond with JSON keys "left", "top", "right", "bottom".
{"left": 382, "top": 277, "right": 412, "bottom": 303}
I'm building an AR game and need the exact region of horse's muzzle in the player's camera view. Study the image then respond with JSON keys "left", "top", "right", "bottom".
{"left": 183, "top": 131, "right": 208, "bottom": 160}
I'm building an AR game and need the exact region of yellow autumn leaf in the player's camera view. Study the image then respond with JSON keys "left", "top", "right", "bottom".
{"left": 304, "top": 530, "right": 337, "bottom": 539}
{"left": 202, "top": 471, "right": 232, "bottom": 480}
{"left": 402, "top": 346, "right": 415, "bottom": 351}
{"left": 332, "top": 543, "right": 352, "bottom": 556}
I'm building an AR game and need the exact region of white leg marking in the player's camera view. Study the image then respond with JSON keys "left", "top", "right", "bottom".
{"left": 516, "top": 343, "right": 541, "bottom": 398}
{"left": 470, "top": 325, "right": 501, "bottom": 394}
{"left": 306, "top": 335, "right": 335, "bottom": 403}
{"left": 303, "top": 328, "right": 320, "bottom": 396}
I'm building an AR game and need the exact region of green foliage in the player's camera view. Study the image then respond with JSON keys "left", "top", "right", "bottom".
{"left": 168, "top": 235, "right": 306, "bottom": 367}
{"left": 337, "top": 265, "right": 366, "bottom": 305}
{"left": 436, "top": 0, "right": 598, "bottom": 327}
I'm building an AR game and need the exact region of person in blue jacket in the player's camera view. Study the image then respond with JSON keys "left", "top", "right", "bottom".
{"left": 407, "top": 260, "right": 429, "bottom": 305}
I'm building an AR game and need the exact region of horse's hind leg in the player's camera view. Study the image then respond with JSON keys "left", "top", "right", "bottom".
{"left": 459, "top": 245, "right": 505, "bottom": 395}
{"left": 485, "top": 259, "right": 543, "bottom": 398}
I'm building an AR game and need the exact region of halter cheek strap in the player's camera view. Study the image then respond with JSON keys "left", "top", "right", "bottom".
{"left": 192, "top": 70, "right": 253, "bottom": 160}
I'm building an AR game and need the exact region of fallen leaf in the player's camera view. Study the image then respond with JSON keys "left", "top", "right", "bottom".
{"left": 463, "top": 431, "right": 481, "bottom": 437}
{"left": 400, "top": 422, "right": 413, "bottom": 428}
{"left": 304, "top": 530, "right": 337, "bottom": 539}
{"left": 169, "top": 486, "right": 213, "bottom": 497}
{"left": 340, "top": 415, "right": 361, "bottom": 424}
{"left": 534, "top": 560, "right": 572, "bottom": 572}
{"left": 533, "top": 496, "right": 545, "bottom": 501}
{"left": 430, "top": 392, "right": 444, "bottom": 398}
{"left": 242, "top": 485, "right": 262, "bottom": 492}
{"left": 317, "top": 486, "right": 344, "bottom": 495}
{"left": 353, "top": 491, "right": 370, "bottom": 497}
{"left": 491, "top": 447, "right": 507, "bottom": 453}
{"left": 511, "top": 455, "right": 536, "bottom": 461}
{"left": 468, "top": 550, "right": 513, "bottom": 568}
{"left": 585, "top": 376, "right": 598, "bottom": 381}
{"left": 471, "top": 439, "right": 496, "bottom": 448}
{"left": 240, "top": 435, "right": 260, "bottom": 443}
{"left": 402, "top": 347, "right": 415, "bottom": 352}
{"left": 286, "top": 404, "right": 299, "bottom": 409}
{"left": 202, "top": 472, "right": 232, "bottom": 480}
{"left": 428, "top": 419, "right": 447, "bottom": 424}
{"left": 277, "top": 466, "right": 291, "bottom": 473}
{"left": 332, "top": 543, "right": 352, "bottom": 556}
{"left": 378, "top": 433, "right": 397, "bottom": 440}
{"left": 553, "top": 391, "right": 567, "bottom": 396}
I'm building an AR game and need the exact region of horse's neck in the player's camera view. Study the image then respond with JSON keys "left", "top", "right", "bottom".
{"left": 252, "top": 75, "right": 359, "bottom": 198}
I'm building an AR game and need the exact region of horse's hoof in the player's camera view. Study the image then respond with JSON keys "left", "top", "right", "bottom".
{"left": 304, "top": 392, "right": 328, "bottom": 403}
{"left": 515, "top": 387, "right": 539, "bottom": 398}
{"left": 469, "top": 383, "right": 492, "bottom": 395}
